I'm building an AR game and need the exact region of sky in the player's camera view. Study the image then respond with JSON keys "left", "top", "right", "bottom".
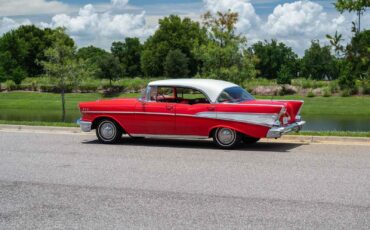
{"left": 0, "top": 0, "right": 369, "bottom": 55}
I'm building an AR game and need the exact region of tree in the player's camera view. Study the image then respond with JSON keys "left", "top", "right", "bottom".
{"left": 251, "top": 40, "right": 298, "bottom": 79}
{"left": 77, "top": 45, "right": 108, "bottom": 67}
{"left": 96, "top": 53, "right": 122, "bottom": 86}
{"left": 141, "top": 15, "right": 207, "bottom": 77}
{"left": 111, "top": 38, "right": 142, "bottom": 77}
{"left": 277, "top": 65, "right": 292, "bottom": 85}
{"left": 0, "top": 25, "right": 72, "bottom": 84}
{"left": 301, "top": 41, "right": 338, "bottom": 80}
{"left": 164, "top": 49, "right": 190, "bottom": 78}
{"left": 346, "top": 29, "right": 370, "bottom": 80}
{"left": 76, "top": 46, "right": 108, "bottom": 79}
{"left": 194, "top": 11, "right": 257, "bottom": 84}
{"left": 41, "top": 28, "right": 77, "bottom": 122}
{"left": 335, "top": 0, "right": 369, "bottom": 32}
{"left": 326, "top": 31, "right": 345, "bottom": 57}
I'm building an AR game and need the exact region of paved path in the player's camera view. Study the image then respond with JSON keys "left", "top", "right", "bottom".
{"left": 0, "top": 130, "right": 369, "bottom": 229}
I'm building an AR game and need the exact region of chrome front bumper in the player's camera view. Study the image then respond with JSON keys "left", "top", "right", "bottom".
{"left": 266, "top": 121, "right": 306, "bottom": 138}
{"left": 77, "top": 119, "right": 92, "bottom": 132}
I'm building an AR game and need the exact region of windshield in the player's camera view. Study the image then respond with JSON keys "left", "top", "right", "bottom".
{"left": 217, "top": 86, "right": 255, "bottom": 103}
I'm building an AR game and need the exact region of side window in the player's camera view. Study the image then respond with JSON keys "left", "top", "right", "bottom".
{"left": 152, "top": 87, "right": 174, "bottom": 102}
{"left": 176, "top": 88, "right": 209, "bottom": 104}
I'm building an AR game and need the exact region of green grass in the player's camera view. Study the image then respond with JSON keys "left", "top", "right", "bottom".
{"left": 292, "top": 131, "right": 370, "bottom": 138}
{"left": 256, "top": 95, "right": 370, "bottom": 116}
{"left": 0, "top": 92, "right": 140, "bottom": 123}
{"left": 0, "top": 120, "right": 78, "bottom": 127}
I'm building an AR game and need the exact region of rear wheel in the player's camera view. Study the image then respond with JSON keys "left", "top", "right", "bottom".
{"left": 242, "top": 135, "right": 260, "bottom": 144}
{"left": 213, "top": 127, "right": 241, "bottom": 149}
{"left": 96, "top": 119, "right": 122, "bottom": 144}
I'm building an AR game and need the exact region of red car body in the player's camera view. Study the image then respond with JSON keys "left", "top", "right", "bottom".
{"left": 79, "top": 79, "right": 305, "bottom": 148}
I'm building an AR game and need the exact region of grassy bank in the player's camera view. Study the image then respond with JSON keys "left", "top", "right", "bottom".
{"left": 293, "top": 131, "right": 370, "bottom": 138}
{"left": 1, "top": 92, "right": 370, "bottom": 134}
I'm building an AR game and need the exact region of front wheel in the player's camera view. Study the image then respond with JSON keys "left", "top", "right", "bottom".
{"left": 213, "top": 127, "right": 241, "bottom": 149}
{"left": 96, "top": 119, "right": 122, "bottom": 144}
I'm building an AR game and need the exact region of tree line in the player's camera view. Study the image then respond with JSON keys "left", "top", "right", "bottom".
{"left": 0, "top": 1, "right": 369, "bottom": 92}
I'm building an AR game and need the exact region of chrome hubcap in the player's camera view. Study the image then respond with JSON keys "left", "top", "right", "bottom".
{"left": 100, "top": 122, "right": 116, "bottom": 140}
{"left": 217, "top": 128, "right": 235, "bottom": 145}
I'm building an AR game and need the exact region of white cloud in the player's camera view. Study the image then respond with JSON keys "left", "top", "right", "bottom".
{"left": 264, "top": 1, "right": 345, "bottom": 37}
{"left": 203, "top": 0, "right": 261, "bottom": 33}
{"left": 0, "top": 0, "right": 71, "bottom": 16}
{"left": 0, "top": 17, "right": 31, "bottom": 35}
{"left": 261, "top": 1, "right": 350, "bottom": 55}
{"left": 111, "top": 0, "right": 129, "bottom": 9}
{"left": 43, "top": 2, "right": 155, "bottom": 49}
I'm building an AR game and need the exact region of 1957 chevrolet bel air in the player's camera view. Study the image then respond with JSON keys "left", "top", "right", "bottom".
{"left": 79, "top": 79, "right": 305, "bottom": 148}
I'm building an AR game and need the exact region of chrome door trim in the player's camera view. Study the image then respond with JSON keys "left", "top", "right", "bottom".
{"left": 130, "top": 134, "right": 209, "bottom": 139}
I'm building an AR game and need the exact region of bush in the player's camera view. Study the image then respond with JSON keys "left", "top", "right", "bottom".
{"left": 306, "top": 90, "right": 315, "bottom": 97}
{"left": 338, "top": 62, "right": 356, "bottom": 94}
{"left": 340, "top": 89, "right": 351, "bottom": 97}
{"left": 4, "top": 80, "right": 17, "bottom": 91}
{"left": 329, "top": 80, "right": 339, "bottom": 93}
{"left": 360, "top": 80, "right": 370, "bottom": 95}
{"left": 79, "top": 83, "right": 98, "bottom": 93}
{"left": 322, "top": 87, "right": 331, "bottom": 97}
{"left": 291, "top": 78, "right": 328, "bottom": 89}
{"left": 120, "top": 77, "right": 147, "bottom": 92}
{"left": 276, "top": 65, "right": 292, "bottom": 85}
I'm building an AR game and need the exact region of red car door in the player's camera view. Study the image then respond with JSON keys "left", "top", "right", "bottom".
{"left": 175, "top": 103, "right": 215, "bottom": 136}
{"left": 132, "top": 101, "right": 176, "bottom": 135}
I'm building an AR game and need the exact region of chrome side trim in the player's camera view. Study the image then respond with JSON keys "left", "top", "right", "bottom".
{"left": 221, "top": 103, "right": 284, "bottom": 107}
{"left": 82, "top": 111, "right": 278, "bottom": 127}
{"left": 266, "top": 121, "right": 306, "bottom": 138}
{"left": 196, "top": 112, "right": 278, "bottom": 127}
{"left": 130, "top": 134, "right": 209, "bottom": 139}
{"left": 83, "top": 111, "right": 176, "bottom": 116}
{"left": 78, "top": 120, "right": 92, "bottom": 132}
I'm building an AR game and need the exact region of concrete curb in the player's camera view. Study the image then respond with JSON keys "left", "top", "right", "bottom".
{"left": 0, "top": 124, "right": 369, "bottom": 143}
{"left": 279, "top": 135, "right": 370, "bottom": 143}
{"left": 0, "top": 124, "right": 81, "bottom": 133}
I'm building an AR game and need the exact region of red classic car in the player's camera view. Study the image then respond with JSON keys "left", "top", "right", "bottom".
{"left": 79, "top": 79, "right": 305, "bottom": 148}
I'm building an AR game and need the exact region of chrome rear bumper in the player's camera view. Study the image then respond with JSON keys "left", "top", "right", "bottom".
{"left": 77, "top": 119, "right": 92, "bottom": 132}
{"left": 266, "top": 121, "right": 306, "bottom": 138}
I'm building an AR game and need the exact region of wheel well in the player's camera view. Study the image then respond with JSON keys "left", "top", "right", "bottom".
{"left": 209, "top": 128, "right": 217, "bottom": 138}
{"left": 92, "top": 117, "right": 125, "bottom": 133}
{"left": 209, "top": 127, "right": 251, "bottom": 138}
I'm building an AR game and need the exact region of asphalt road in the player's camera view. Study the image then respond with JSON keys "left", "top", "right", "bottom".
{"left": 0, "top": 130, "right": 369, "bottom": 229}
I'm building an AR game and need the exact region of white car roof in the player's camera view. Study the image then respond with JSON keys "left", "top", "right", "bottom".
{"left": 148, "top": 79, "right": 238, "bottom": 102}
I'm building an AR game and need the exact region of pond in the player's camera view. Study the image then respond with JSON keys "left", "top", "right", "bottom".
{"left": 1, "top": 109, "right": 370, "bottom": 132}
{"left": 303, "top": 115, "right": 370, "bottom": 131}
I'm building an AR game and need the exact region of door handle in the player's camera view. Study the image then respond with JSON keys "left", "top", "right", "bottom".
{"left": 166, "top": 105, "right": 174, "bottom": 110}
{"left": 207, "top": 106, "right": 215, "bottom": 111}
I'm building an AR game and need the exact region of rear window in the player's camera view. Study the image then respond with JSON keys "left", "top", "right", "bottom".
{"left": 217, "top": 86, "right": 255, "bottom": 103}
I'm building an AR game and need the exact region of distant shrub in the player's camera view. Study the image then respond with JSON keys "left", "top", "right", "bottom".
{"left": 79, "top": 83, "right": 98, "bottom": 93}
{"left": 291, "top": 78, "right": 328, "bottom": 89}
{"left": 322, "top": 87, "right": 331, "bottom": 97}
{"left": 329, "top": 80, "right": 339, "bottom": 93}
{"left": 340, "top": 89, "right": 351, "bottom": 97}
{"left": 360, "top": 80, "right": 370, "bottom": 95}
{"left": 4, "top": 80, "right": 17, "bottom": 91}
{"left": 306, "top": 90, "right": 315, "bottom": 97}
{"left": 276, "top": 65, "right": 292, "bottom": 85}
